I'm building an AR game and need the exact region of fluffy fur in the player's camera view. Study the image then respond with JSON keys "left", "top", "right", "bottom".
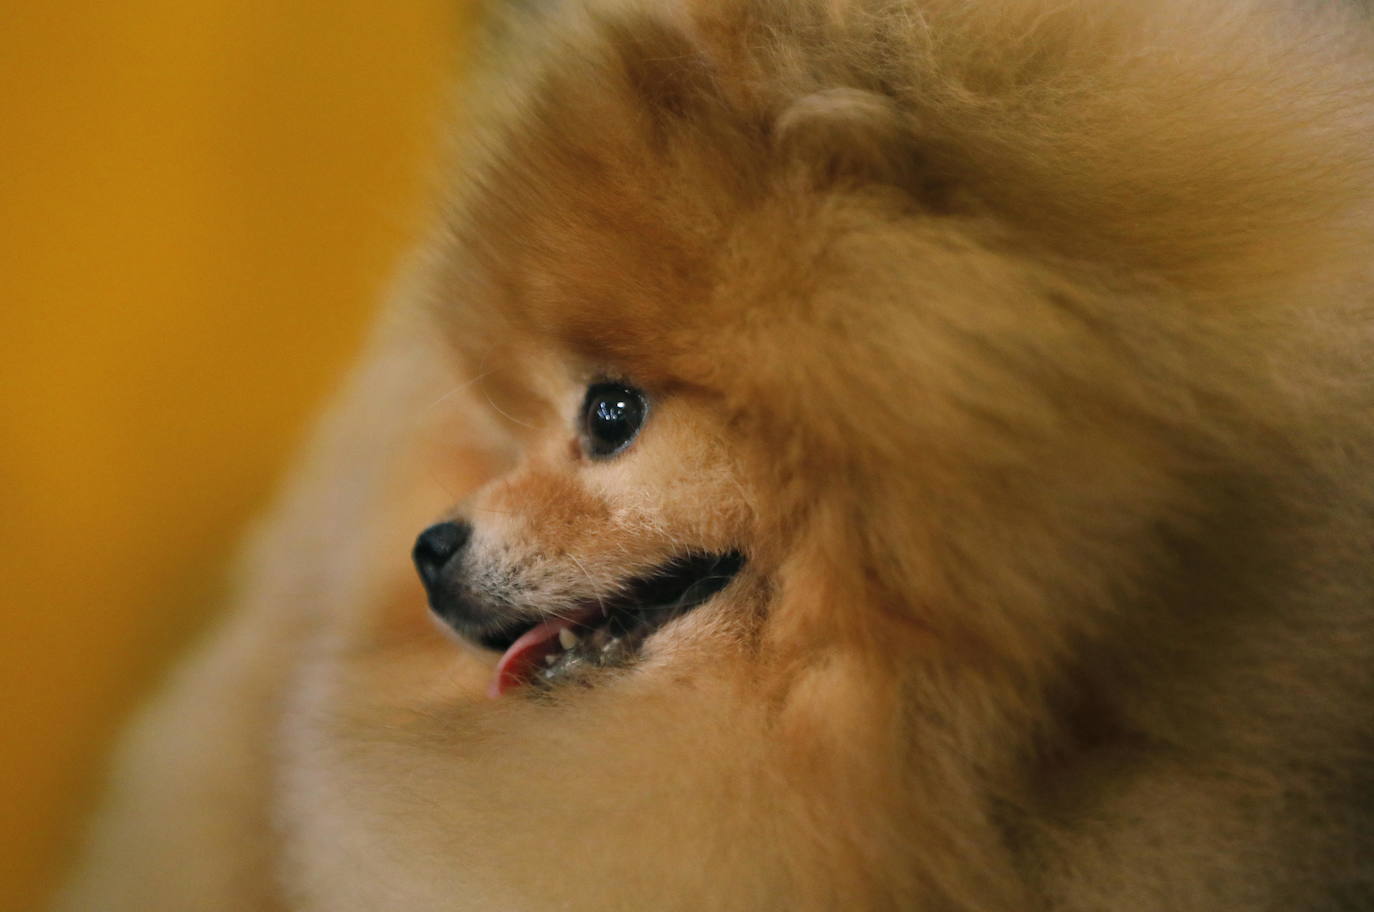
{"left": 59, "top": 0, "right": 1374, "bottom": 909}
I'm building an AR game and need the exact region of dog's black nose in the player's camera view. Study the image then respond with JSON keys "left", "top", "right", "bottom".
{"left": 413, "top": 521, "right": 472, "bottom": 588}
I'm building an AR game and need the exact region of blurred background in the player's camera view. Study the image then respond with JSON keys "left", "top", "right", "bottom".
{"left": 0, "top": 3, "right": 477, "bottom": 907}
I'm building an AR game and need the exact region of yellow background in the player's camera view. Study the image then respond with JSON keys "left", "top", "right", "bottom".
{"left": 0, "top": 3, "right": 474, "bottom": 908}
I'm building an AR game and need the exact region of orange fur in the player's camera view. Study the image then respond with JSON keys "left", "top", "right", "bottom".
{"left": 59, "top": 1, "right": 1374, "bottom": 909}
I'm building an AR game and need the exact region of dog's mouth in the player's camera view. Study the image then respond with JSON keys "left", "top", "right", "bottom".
{"left": 480, "top": 551, "right": 744, "bottom": 698}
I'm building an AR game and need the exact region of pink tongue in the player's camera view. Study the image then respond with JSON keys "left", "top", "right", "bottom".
{"left": 488, "top": 608, "right": 599, "bottom": 698}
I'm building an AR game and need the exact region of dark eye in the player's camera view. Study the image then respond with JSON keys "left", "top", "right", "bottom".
{"left": 581, "top": 383, "right": 648, "bottom": 458}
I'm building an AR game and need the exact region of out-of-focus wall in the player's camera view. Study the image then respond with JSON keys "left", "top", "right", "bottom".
{"left": 0, "top": 3, "right": 473, "bottom": 908}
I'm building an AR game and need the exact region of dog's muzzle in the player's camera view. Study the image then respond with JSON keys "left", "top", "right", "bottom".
{"left": 412, "top": 519, "right": 745, "bottom": 696}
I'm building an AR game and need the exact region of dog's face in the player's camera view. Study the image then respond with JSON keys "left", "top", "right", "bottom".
{"left": 413, "top": 371, "right": 755, "bottom": 696}
{"left": 404, "top": 5, "right": 1191, "bottom": 701}
{"left": 388, "top": 0, "right": 1374, "bottom": 725}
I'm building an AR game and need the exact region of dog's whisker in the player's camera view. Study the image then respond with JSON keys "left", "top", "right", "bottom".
{"left": 476, "top": 371, "right": 538, "bottom": 430}
{"left": 411, "top": 353, "right": 502, "bottom": 433}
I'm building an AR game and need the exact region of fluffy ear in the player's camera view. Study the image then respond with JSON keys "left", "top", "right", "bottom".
{"left": 775, "top": 88, "right": 905, "bottom": 173}
{"left": 773, "top": 87, "right": 957, "bottom": 208}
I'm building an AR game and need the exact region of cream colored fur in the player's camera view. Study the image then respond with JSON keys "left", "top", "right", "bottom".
{"left": 58, "top": 0, "right": 1374, "bottom": 909}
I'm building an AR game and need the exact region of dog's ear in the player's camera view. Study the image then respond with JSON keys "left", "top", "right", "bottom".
{"left": 775, "top": 89, "right": 906, "bottom": 178}
{"left": 773, "top": 87, "right": 959, "bottom": 210}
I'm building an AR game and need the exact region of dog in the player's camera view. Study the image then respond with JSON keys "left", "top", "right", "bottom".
{"left": 57, "top": 0, "right": 1374, "bottom": 909}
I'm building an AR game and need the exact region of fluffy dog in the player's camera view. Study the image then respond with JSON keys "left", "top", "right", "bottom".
{"left": 59, "top": 0, "right": 1374, "bottom": 909}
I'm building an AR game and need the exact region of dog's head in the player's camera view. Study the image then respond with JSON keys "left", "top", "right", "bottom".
{"left": 402, "top": 0, "right": 1374, "bottom": 708}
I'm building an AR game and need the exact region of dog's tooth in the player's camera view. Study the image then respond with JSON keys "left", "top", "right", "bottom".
{"left": 558, "top": 628, "right": 579, "bottom": 650}
{"left": 544, "top": 654, "right": 557, "bottom": 666}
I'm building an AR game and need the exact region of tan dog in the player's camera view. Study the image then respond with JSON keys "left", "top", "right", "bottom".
{"left": 59, "top": 1, "right": 1374, "bottom": 909}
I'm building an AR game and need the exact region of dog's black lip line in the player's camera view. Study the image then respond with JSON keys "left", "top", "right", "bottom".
{"left": 476, "top": 551, "right": 745, "bottom": 653}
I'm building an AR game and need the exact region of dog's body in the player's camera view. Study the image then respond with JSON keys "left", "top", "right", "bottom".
{"left": 59, "top": 1, "right": 1374, "bottom": 909}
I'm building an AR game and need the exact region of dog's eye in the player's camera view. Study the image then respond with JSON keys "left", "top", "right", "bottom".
{"left": 581, "top": 383, "right": 648, "bottom": 458}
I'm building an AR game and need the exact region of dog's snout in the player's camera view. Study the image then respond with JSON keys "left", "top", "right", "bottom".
{"left": 413, "top": 521, "right": 472, "bottom": 588}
